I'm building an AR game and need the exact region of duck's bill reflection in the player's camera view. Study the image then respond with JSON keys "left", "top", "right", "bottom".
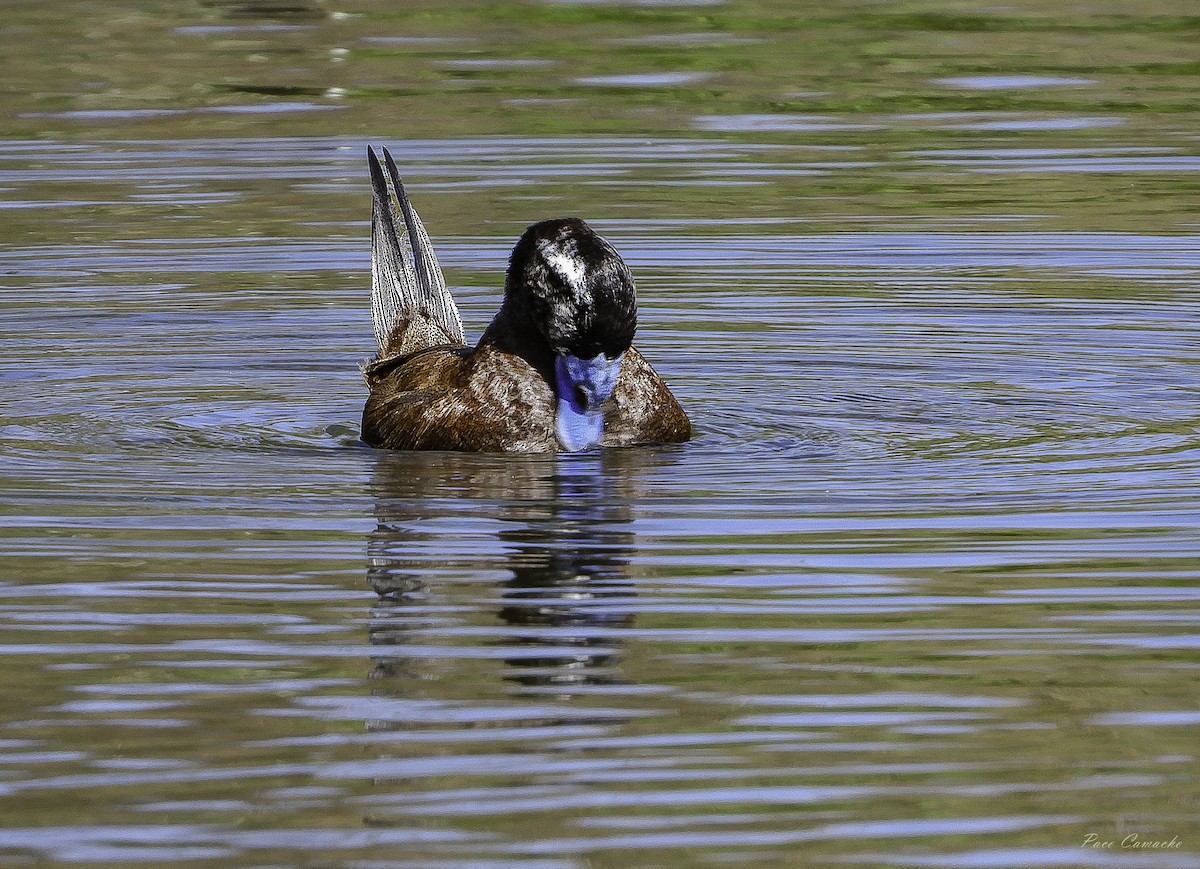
{"left": 554, "top": 352, "right": 624, "bottom": 451}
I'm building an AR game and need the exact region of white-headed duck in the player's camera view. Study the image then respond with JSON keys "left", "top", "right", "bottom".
{"left": 360, "top": 146, "right": 691, "bottom": 452}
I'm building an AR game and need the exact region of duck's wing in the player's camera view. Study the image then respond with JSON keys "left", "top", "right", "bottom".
{"left": 368, "top": 146, "right": 465, "bottom": 358}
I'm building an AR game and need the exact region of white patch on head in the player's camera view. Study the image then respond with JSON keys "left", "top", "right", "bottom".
{"left": 538, "top": 238, "right": 588, "bottom": 299}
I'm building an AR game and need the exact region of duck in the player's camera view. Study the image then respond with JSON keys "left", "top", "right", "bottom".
{"left": 360, "top": 146, "right": 691, "bottom": 453}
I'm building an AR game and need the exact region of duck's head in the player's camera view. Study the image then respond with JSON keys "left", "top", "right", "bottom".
{"left": 504, "top": 218, "right": 637, "bottom": 452}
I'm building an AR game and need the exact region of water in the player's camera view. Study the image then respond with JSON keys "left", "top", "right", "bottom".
{"left": 2, "top": 2, "right": 1200, "bottom": 867}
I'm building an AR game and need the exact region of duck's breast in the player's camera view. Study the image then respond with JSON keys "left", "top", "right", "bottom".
{"left": 603, "top": 347, "right": 692, "bottom": 447}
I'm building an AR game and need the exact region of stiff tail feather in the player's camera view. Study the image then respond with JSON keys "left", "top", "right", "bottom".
{"left": 367, "top": 146, "right": 464, "bottom": 360}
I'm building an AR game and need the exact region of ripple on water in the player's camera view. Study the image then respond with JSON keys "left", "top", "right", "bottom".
{"left": 1, "top": 136, "right": 1199, "bottom": 866}
{"left": 933, "top": 75, "right": 1100, "bottom": 90}
{"left": 575, "top": 72, "right": 716, "bottom": 87}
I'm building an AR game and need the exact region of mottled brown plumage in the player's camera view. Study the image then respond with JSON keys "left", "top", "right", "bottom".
{"left": 360, "top": 146, "right": 690, "bottom": 453}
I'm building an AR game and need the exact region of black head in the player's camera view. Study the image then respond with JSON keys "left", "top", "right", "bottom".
{"left": 505, "top": 218, "right": 637, "bottom": 360}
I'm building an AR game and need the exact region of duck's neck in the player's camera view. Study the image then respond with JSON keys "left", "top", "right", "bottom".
{"left": 478, "top": 299, "right": 556, "bottom": 381}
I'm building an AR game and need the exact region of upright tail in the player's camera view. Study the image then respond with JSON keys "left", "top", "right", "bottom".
{"left": 367, "top": 146, "right": 464, "bottom": 360}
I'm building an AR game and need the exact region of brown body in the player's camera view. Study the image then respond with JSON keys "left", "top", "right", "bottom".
{"left": 361, "top": 332, "right": 690, "bottom": 453}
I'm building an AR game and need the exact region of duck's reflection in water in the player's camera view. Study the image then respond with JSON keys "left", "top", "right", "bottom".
{"left": 366, "top": 449, "right": 645, "bottom": 695}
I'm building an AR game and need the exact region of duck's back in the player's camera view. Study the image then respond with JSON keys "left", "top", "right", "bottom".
{"left": 361, "top": 344, "right": 558, "bottom": 452}
{"left": 362, "top": 147, "right": 560, "bottom": 452}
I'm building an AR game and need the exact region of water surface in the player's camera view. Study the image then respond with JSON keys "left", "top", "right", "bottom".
{"left": 1, "top": 1, "right": 1200, "bottom": 867}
